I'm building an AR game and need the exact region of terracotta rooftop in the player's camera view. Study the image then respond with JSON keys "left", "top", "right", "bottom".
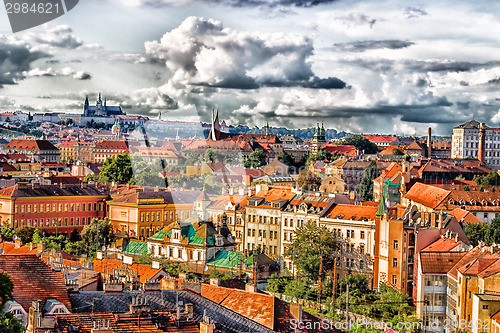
{"left": 323, "top": 204, "right": 378, "bottom": 221}
{"left": 55, "top": 311, "right": 199, "bottom": 333}
{"left": 421, "top": 237, "right": 463, "bottom": 252}
{"left": 94, "top": 140, "right": 129, "bottom": 150}
{"left": 110, "top": 188, "right": 200, "bottom": 205}
{"left": 458, "top": 255, "right": 500, "bottom": 276}
{"left": 404, "top": 182, "right": 450, "bottom": 209}
{"left": 3, "top": 139, "right": 58, "bottom": 151}
{"left": 448, "top": 208, "right": 484, "bottom": 225}
{"left": 0, "top": 183, "right": 107, "bottom": 197}
{"left": 92, "top": 258, "right": 166, "bottom": 284}
{"left": 419, "top": 251, "right": 466, "bottom": 274}
{"left": 0, "top": 255, "right": 72, "bottom": 312}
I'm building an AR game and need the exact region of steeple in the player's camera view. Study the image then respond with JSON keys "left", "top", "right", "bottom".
{"left": 208, "top": 105, "right": 221, "bottom": 141}
{"left": 97, "top": 93, "right": 102, "bottom": 104}
{"left": 265, "top": 121, "right": 269, "bottom": 136}
{"left": 84, "top": 95, "right": 89, "bottom": 106}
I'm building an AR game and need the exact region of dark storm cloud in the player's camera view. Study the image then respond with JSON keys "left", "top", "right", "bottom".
{"left": 333, "top": 40, "right": 414, "bottom": 52}
{"left": 0, "top": 37, "right": 48, "bottom": 87}
{"left": 335, "top": 12, "right": 376, "bottom": 28}
{"left": 405, "top": 6, "right": 427, "bottom": 18}
{"left": 341, "top": 58, "right": 500, "bottom": 73}
{"left": 25, "top": 25, "right": 83, "bottom": 49}
{"left": 128, "top": 0, "right": 339, "bottom": 8}
{"left": 74, "top": 72, "right": 92, "bottom": 80}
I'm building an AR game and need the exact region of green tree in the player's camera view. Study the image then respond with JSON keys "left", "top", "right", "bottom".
{"left": 64, "top": 241, "right": 86, "bottom": 256}
{"left": 337, "top": 274, "right": 376, "bottom": 316}
{"left": 31, "top": 229, "right": 42, "bottom": 244}
{"left": 244, "top": 149, "right": 267, "bottom": 168}
{"left": 474, "top": 172, "right": 500, "bottom": 186}
{"left": 84, "top": 173, "right": 98, "bottom": 183}
{"left": 307, "top": 150, "right": 332, "bottom": 164}
{"left": 486, "top": 216, "right": 500, "bottom": 245}
{"left": 99, "top": 153, "right": 134, "bottom": 184}
{"left": 81, "top": 218, "right": 116, "bottom": 257}
{"left": 284, "top": 278, "right": 314, "bottom": 300}
{"left": 278, "top": 151, "right": 295, "bottom": 167}
{"left": 69, "top": 228, "right": 81, "bottom": 243}
{"left": 204, "top": 148, "right": 225, "bottom": 163}
{"left": 266, "top": 273, "right": 290, "bottom": 294}
{"left": 341, "top": 134, "right": 378, "bottom": 154}
{"left": 392, "top": 147, "right": 404, "bottom": 155}
{"left": 465, "top": 222, "right": 489, "bottom": 246}
{"left": 0, "top": 223, "right": 15, "bottom": 241}
{"left": 135, "top": 171, "right": 165, "bottom": 187}
{"left": 184, "top": 152, "right": 200, "bottom": 166}
{"left": 0, "top": 273, "right": 23, "bottom": 333}
{"left": 359, "top": 161, "right": 378, "bottom": 201}
{"left": 284, "top": 221, "right": 337, "bottom": 278}
{"left": 15, "top": 226, "right": 35, "bottom": 244}
{"left": 130, "top": 155, "right": 149, "bottom": 174}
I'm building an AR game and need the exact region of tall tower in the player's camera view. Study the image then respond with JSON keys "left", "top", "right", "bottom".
{"left": 208, "top": 106, "right": 221, "bottom": 141}
{"left": 83, "top": 96, "right": 89, "bottom": 116}
{"left": 265, "top": 121, "right": 269, "bottom": 136}
{"left": 311, "top": 122, "right": 326, "bottom": 154}
{"left": 479, "top": 122, "right": 486, "bottom": 163}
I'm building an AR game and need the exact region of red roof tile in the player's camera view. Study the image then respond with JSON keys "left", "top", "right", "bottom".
{"left": 3, "top": 139, "right": 58, "bottom": 151}
{"left": 404, "top": 183, "right": 451, "bottom": 209}
{"left": 0, "top": 255, "right": 71, "bottom": 312}
{"left": 419, "top": 251, "right": 466, "bottom": 274}
{"left": 421, "top": 237, "right": 463, "bottom": 252}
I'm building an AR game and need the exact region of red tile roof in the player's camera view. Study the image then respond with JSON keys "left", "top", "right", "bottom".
{"left": 419, "top": 251, "right": 466, "bottom": 274}
{"left": 323, "top": 204, "right": 378, "bottom": 221}
{"left": 0, "top": 255, "right": 72, "bottom": 312}
{"left": 3, "top": 139, "right": 58, "bottom": 151}
{"left": 421, "top": 237, "right": 463, "bottom": 252}
{"left": 201, "top": 284, "right": 274, "bottom": 329}
{"left": 448, "top": 208, "right": 484, "bottom": 225}
{"left": 94, "top": 140, "right": 129, "bottom": 150}
{"left": 322, "top": 144, "right": 359, "bottom": 157}
{"left": 404, "top": 183, "right": 450, "bottom": 209}
{"left": 362, "top": 135, "right": 397, "bottom": 143}
{"left": 93, "top": 258, "right": 165, "bottom": 284}
{"left": 55, "top": 312, "right": 198, "bottom": 333}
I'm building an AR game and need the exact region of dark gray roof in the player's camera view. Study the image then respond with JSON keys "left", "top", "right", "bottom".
{"left": 455, "top": 120, "right": 490, "bottom": 130}
{"left": 69, "top": 289, "right": 274, "bottom": 333}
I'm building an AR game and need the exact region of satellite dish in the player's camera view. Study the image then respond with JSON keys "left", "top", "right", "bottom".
{"left": 102, "top": 246, "right": 106, "bottom": 251}
{"left": 12, "top": 235, "right": 18, "bottom": 241}
{"left": 203, "top": 265, "right": 208, "bottom": 272}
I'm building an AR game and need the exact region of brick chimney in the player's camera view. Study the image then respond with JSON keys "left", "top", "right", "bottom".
{"left": 479, "top": 122, "right": 486, "bottom": 163}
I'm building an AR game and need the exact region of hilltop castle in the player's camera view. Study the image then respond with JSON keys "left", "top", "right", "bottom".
{"left": 83, "top": 93, "right": 125, "bottom": 117}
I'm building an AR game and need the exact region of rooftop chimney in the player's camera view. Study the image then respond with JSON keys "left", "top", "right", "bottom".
{"left": 479, "top": 122, "right": 486, "bottom": 163}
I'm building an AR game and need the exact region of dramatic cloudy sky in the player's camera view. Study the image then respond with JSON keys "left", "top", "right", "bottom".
{"left": 1, "top": 0, "right": 500, "bottom": 135}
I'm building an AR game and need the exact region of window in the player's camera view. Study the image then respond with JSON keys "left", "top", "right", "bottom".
{"left": 392, "top": 275, "right": 397, "bottom": 285}
{"left": 360, "top": 244, "right": 365, "bottom": 253}
{"left": 394, "top": 240, "right": 398, "bottom": 249}
{"left": 360, "top": 231, "right": 365, "bottom": 239}
{"left": 483, "top": 305, "right": 489, "bottom": 309}
{"left": 284, "top": 218, "right": 288, "bottom": 227}
{"left": 393, "top": 258, "right": 398, "bottom": 267}
{"left": 248, "top": 229, "right": 251, "bottom": 237}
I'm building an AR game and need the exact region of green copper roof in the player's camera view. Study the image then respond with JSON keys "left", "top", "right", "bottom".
{"left": 151, "top": 231, "right": 169, "bottom": 240}
{"left": 206, "top": 251, "right": 246, "bottom": 268}
{"left": 183, "top": 224, "right": 207, "bottom": 245}
{"left": 124, "top": 240, "right": 148, "bottom": 256}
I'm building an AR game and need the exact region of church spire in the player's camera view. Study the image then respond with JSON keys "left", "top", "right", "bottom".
{"left": 265, "top": 121, "right": 269, "bottom": 136}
